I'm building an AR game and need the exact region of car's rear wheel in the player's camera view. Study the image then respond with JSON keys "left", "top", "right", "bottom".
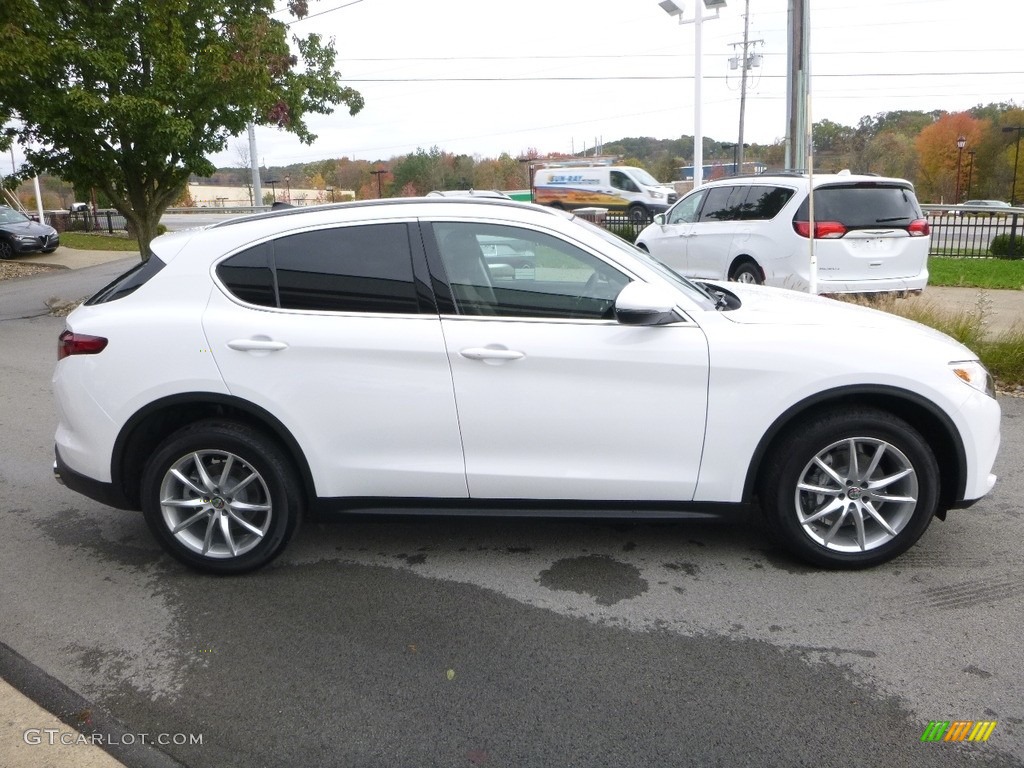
{"left": 760, "top": 408, "right": 939, "bottom": 568}
{"left": 141, "top": 420, "right": 300, "bottom": 574}
{"left": 729, "top": 259, "right": 763, "bottom": 284}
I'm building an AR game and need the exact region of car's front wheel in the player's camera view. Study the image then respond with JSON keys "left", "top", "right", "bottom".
{"left": 141, "top": 420, "right": 301, "bottom": 574}
{"left": 0, "top": 239, "right": 13, "bottom": 259}
{"left": 760, "top": 408, "right": 940, "bottom": 568}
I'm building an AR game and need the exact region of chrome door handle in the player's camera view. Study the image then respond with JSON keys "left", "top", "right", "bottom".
{"left": 459, "top": 347, "right": 525, "bottom": 361}
{"left": 227, "top": 339, "right": 289, "bottom": 352}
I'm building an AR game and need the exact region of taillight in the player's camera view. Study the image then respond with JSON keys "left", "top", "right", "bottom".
{"left": 908, "top": 218, "right": 930, "bottom": 236}
{"left": 793, "top": 220, "right": 847, "bottom": 239}
{"left": 58, "top": 330, "right": 108, "bottom": 361}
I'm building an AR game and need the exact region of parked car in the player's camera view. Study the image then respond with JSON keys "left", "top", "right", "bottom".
{"left": 426, "top": 189, "right": 512, "bottom": 199}
{"left": 0, "top": 205, "right": 60, "bottom": 258}
{"left": 635, "top": 172, "right": 930, "bottom": 294}
{"left": 53, "top": 198, "right": 999, "bottom": 573}
{"left": 947, "top": 200, "right": 1012, "bottom": 216}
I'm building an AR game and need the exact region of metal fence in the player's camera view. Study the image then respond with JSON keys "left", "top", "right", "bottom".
{"left": 46, "top": 209, "right": 128, "bottom": 234}
{"left": 921, "top": 205, "right": 1022, "bottom": 259}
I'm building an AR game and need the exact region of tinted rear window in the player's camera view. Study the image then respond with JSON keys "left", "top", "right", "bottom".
{"left": 85, "top": 256, "right": 166, "bottom": 305}
{"left": 796, "top": 184, "right": 922, "bottom": 228}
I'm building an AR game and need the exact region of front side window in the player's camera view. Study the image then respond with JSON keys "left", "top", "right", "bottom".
{"left": 432, "top": 222, "right": 630, "bottom": 320}
{"left": 667, "top": 190, "right": 706, "bottom": 225}
{"left": 610, "top": 171, "right": 640, "bottom": 193}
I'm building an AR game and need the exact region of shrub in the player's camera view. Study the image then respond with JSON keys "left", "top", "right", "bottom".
{"left": 989, "top": 233, "right": 1024, "bottom": 259}
{"left": 156, "top": 224, "right": 168, "bottom": 236}
{"left": 605, "top": 223, "right": 640, "bottom": 243}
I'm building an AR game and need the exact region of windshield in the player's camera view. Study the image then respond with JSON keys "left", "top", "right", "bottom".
{"left": 0, "top": 207, "right": 31, "bottom": 225}
{"left": 630, "top": 168, "right": 660, "bottom": 187}
{"left": 570, "top": 215, "right": 717, "bottom": 308}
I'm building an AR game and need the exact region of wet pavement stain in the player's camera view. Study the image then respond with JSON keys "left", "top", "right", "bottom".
{"left": 538, "top": 554, "right": 648, "bottom": 606}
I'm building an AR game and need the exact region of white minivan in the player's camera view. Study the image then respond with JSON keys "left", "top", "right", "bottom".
{"left": 635, "top": 172, "right": 931, "bottom": 294}
{"left": 533, "top": 165, "right": 678, "bottom": 223}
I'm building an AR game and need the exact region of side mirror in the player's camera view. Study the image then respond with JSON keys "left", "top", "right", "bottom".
{"left": 614, "top": 282, "right": 680, "bottom": 326}
{"left": 653, "top": 213, "right": 666, "bottom": 225}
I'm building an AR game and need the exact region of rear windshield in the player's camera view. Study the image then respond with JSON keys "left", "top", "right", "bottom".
{"left": 795, "top": 183, "right": 922, "bottom": 228}
{"left": 85, "top": 256, "right": 166, "bottom": 305}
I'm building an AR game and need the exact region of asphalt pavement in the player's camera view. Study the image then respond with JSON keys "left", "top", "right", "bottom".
{"left": 1, "top": 249, "right": 1023, "bottom": 768}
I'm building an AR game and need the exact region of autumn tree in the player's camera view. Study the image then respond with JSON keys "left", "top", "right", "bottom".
{"left": 0, "top": 0, "right": 363, "bottom": 257}
{"left": 914, "top": 112, "right": 988, "bottom": 203}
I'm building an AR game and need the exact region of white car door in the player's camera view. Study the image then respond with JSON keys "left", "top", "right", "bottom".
{"left": 203, "top": 222, "right": 468, "bottom": 500}
{"left": 638, "top": 189, "right": 706, "bottom": 273}
{"left": 428, "top": 221, "right": 710, "bottom": 501}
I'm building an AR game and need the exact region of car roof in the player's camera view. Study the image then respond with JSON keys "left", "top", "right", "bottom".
{"left": 698, "top": 172, "right": 913, "bottom": 189}
{"left": 150, "top": 198, "right": 570, "bottom": 262}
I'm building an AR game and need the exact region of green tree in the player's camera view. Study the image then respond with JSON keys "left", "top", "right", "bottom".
{"left": 0, "top": 0, "right": 363, "bottom": 257}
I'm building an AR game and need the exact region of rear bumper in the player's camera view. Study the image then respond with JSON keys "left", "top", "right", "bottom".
{"left": 54, "top": 447, "right": 136, "bottom": 510}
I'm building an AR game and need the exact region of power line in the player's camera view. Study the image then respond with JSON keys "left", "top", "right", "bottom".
{"left": 341, "top": 71, "right": 1023, "bottom": 83}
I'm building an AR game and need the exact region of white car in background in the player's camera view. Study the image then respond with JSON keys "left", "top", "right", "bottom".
{"left": 636, "top": 172, "right": 930, "bottom": 294}
{"left": 53, "top": 198, "right": 998, "bottom": 573}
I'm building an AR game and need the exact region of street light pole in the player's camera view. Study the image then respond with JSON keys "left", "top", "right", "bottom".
{"left": 966, "top": 150, "right": 976, "bottom": 200}
{"left": 1003, "top": 125, "right": 1023, "bottom": 206}
{"left": 955, "top": 135, "right": 966, "bottom": 203}
{"left": 658, "top": 0, "right": 726, "bottom": 190}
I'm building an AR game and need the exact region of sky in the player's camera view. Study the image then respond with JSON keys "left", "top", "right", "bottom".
{"left": 6, "top": 0, "right": 1023, "bottom": 173}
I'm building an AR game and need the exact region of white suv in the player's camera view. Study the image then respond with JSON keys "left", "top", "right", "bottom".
{"left": 53, "top": 199, "right": 998, "bottom": 573}
{"left": 636, "top": 172, "right": 930, "bottom": 293}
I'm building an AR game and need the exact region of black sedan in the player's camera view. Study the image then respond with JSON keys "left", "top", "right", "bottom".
{"left": 0, "top": 205, "right": 60, "bottom": 258}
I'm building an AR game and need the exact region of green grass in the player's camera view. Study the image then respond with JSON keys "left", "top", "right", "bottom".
{"left": 928, "top": 256, "right": 1024, "bottom": 290}
{"left": 60, "top": 232, "right": 140, "bottom": 251}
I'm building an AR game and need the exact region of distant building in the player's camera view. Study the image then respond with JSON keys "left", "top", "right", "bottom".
{"left": 185, "top": 184, "right": 354, "bottom": 207}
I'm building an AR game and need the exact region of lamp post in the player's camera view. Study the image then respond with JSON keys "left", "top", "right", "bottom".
{"left": 720, "top": 142, "right": 738, "bottom": 174}
{"left": 965, "top": 150, "right": 976, "bottom": 200}
{"left": 954, "top": 135, "right": 966, "bottom": 203}
{"left": 658, "top": 0, "right": 727, "bottom": 190}
{"left": 1004, "top": 125, "right": 1023, "bottom": 206}
{"left": 285, "top": 175, "right": 291, "bottom": 203}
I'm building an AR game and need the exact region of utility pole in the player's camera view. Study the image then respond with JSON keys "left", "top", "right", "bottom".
{"left": 247, "top": 122, "right": 262, "bottom": 209}
{"left": 371, "top": 169, "right": 387, "bottom": 198}
{"left": 785, "top": 0, "right": 810, "bottom": 171}
{"left": 729, "top": 0, "right": 762, "bottom": 172}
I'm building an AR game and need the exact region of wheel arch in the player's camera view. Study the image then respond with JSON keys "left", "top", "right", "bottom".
{"left": 111, "top": 393, "right": 316, "bottom": 511}
{"left": 742, "top": 386, "right": 967, "bottom": 511}
{"left": 728, "top": 254, "right": 763, "bottom": 281}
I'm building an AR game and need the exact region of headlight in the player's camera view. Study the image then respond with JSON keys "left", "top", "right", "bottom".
{"left": 950, "top": 360, "right": 996, "bottom": 398}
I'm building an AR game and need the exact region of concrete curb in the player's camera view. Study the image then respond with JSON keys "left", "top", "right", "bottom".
{"left": 0, "top": 642, "right": 187, "bottom": 768}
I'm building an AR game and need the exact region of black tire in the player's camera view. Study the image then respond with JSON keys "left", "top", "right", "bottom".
{"left": 141, "top": 420, "right": 301, "bottom": 574}
{"left": 759, "top": 408, "right": 940, "bottom": 569}
{"left": 628, "top": 204, "right": 650, "bottom": 224}
{"left": 729, "top": 259, "right": 763, "bottom": 285}
{"left": 0, "top": 239, "right": 13, "bottom": 259}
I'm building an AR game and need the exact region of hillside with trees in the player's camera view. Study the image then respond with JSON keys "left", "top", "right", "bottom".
{"left": 9, "top": 102, "right": 1023, "bottom": 209}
